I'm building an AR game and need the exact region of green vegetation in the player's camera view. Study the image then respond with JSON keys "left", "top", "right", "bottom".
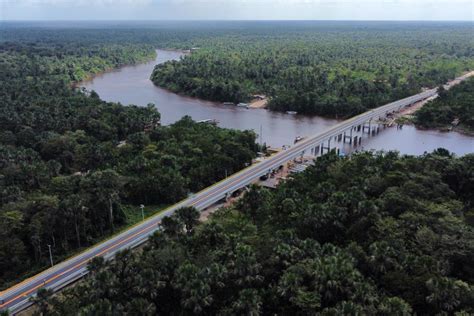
{"left": 415, "top": 77, "right": 474, "bottom": 133}
{"left": 0, "top": 33, "right": 256, "bottom": 288}
{"left": 151, "top": 22, "right": 474, "bottom": 117}
{"left": 121, "top": 204, "right": 167, "bottom": 225}
{"left": 0, "top": 40, "right": 155, "bottom": 82}
{"left": 41, "top": 150, "right": 474, "bottom": 315}
{"left": 1, "top": 22, "right": 473, "bottom": 314}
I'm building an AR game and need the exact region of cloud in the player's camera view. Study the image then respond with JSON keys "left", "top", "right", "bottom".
{"left": 3, "top": 0, "right": 472, "bottom": 6}
{"left": 2, "top": 0, "right": 153, "bottom": 6}
{"left": 1, "top": 0, "right": 472, "bottom": 20}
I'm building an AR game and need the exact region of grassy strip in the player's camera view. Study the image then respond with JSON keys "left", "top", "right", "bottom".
{"left": 0, "top": 205, "right": 167, "bottom": 292}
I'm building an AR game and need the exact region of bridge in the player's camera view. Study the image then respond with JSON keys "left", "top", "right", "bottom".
{"left": 0, "top": 87, "right": 438, "bottom": 314}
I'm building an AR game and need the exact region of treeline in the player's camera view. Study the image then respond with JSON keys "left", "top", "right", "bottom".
{"left": 151, "top": 22, "right": 474, "bottom": 118}
{"left": 0, "top": 41, "right": 156, "bottom": 82}
{"left": 0, "top": 39, "right": 256, "bottom": 287}
{"left": 415, "top": 77, "right": 474, "bottom": 132}
{"left": 41, "top": 150, "right": 474, "bottom": 315}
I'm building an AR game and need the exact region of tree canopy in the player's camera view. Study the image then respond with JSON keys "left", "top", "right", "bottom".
{"left": 150, "top": 22, "right": 474, "bottom": 118}
{"left": 43, "top": 150, "right": 474, "bottom": 315}
{"left": 0, "top": 31, "right": 257, "bottom": 288}
{"left": 415, "top": 77, "right": 474, "bottom": 133}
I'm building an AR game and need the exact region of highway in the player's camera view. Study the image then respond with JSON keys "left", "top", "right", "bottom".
{"left": 0, "top": 87, "right": 438, "bottom": 314}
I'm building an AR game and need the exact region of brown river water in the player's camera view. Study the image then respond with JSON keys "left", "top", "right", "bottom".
{"left": 81, "top": 49, "right": 473, "bottom": 156}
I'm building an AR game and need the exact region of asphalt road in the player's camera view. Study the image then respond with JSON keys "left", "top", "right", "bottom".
{"left": 0, "top": 88, "right": 437, "bottom": 314}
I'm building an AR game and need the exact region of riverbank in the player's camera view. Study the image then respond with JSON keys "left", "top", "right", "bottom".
{"left": 248, "top": 95, "right": 268, "bottom": 109}
{"left": 395, "top": 70, "right": 474, "bottom": 136}
{"left": 81, "top": 48, "right": 473, "bottom": 155}
{"left": 75, "top": 50, "right": 157, "bottom": 87}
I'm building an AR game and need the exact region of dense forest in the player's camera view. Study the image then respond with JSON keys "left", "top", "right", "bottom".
{"left": 1, "top": 22, "right": 473, "bottom": 314}
{"left": 38, "top": 150, "right": 474, "bottom": 315}
{"left": 0, "top": 30, "right": 256, "bottom": 287}
{"left": 151, "top": 22, "right": 474, "bottom": 117}
{"left": 415, "top": 77, "right": 474, "bottom": 133}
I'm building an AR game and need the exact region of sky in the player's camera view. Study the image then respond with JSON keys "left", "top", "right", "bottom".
{"left": 1, "top": 0, "right": 473, "bottom": 21}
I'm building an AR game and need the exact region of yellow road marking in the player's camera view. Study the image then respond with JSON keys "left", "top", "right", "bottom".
{"left": 1, "top": 86, "right": 441, "bottom": 310}
{"left": 0, "top": 160, "right": 264, "bottom": 309}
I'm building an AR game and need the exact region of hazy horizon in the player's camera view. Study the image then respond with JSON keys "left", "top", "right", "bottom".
{"left": 1, "top": 0, "right": 473, "bottom": 21}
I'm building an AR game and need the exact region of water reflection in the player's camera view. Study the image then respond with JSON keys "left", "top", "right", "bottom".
{"left": 81, "top": 49, "right": 473, "bottom": 155}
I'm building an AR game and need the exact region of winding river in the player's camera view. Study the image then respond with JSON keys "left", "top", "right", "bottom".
{"left": 81, "top": 49, "right": 473, "bottom": 156}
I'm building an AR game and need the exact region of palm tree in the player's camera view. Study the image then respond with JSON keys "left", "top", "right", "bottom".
{"left": 231, "top": 289, "right": 262, "bottom": 316}
{"left": 176, "top": 206, "right": 200, "bottom": 234}
{"left": 160, "top": 216, "right": 183, "bottom": 238}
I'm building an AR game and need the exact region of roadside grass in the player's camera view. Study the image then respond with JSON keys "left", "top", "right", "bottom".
{"left": 395, "top": 116, "right": 413, "bottom": 125}
{"left": 122, "top": 204, "right": 168, "bottom": 226}
{"left": 0, "top": 204, "right": 168, "bottom": 292}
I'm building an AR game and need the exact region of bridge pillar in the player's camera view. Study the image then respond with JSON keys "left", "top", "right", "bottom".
{"left": 363, "top": 120, "right": 372, "bottom": 134}
{"left": 337, "top": 134, "right": 342, "bottom": 142}
{"left": 353, "top": 136, "right": 358, "bottom": 146}
{"left": 343, "top": 129, "right": 353, "bottom": 144}
{"left": 321, "top": 138, "right": 331, "bottom": 154}
{"left": 363, "top": 121, "right": 372, "bottom": 135}
{"left": 357, "top": 125, "right": 361, "bottom": 132}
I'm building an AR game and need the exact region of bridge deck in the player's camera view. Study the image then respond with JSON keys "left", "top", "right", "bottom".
{"left": 0, "top": 87, "right": 439, "bottom": 314}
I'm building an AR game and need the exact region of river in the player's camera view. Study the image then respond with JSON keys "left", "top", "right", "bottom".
{"left": 81, "top": 49, "right": 473, "bottom": 156}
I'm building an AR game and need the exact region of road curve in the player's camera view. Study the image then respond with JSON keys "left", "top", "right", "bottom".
{"left": 0, "top": 87, "right": 438, "bottom": 314}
